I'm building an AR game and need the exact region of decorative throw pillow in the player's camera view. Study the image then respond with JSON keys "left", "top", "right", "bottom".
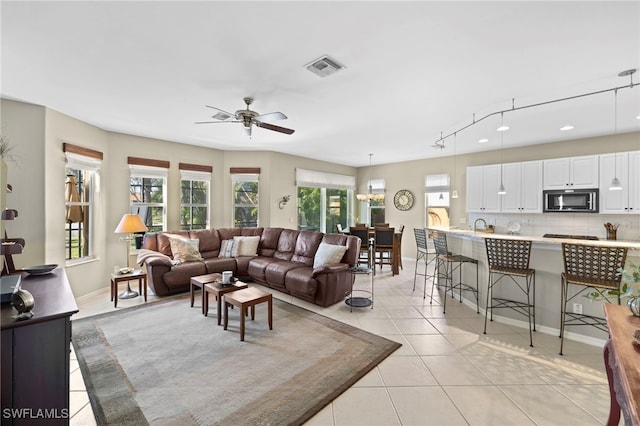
{"left": 219, "top": 239, "right": 237, "bottom": 258}
{"left": 167, "top": 235, "right": 203, "bottom": 262}
{"left": 233, "top": 236, "right": 261, "bottom": 257}
{"left": 313, "top": 242, "right": 348, "bottom": 268}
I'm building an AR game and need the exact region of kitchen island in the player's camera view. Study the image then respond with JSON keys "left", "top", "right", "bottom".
{"left": 427, "top": 226, "right": 640, "bottom": 347}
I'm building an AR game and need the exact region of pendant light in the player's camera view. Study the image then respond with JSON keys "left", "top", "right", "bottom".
{"left": 497, "top": 112, "right": 507, "bottom": 195}
{"left": 609, "top": 88, "right": 622, "bottom": 191}
{"left": 356, "top": 153, "right": 385, "bottom": 201}
{"left": 451, "top": 132, "right": 459, "bottom": 199}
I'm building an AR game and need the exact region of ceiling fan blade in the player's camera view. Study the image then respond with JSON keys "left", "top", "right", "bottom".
{"left": 205, "top": 105, "right": 236, "bottom": 121}
{"left": 255, "top": 121, "right": 295, "bottom": 135}
{"left": 195, "top": 120, "right": 240, "bottom": 124}
{"left": 255, "top": 111, "right": 287, "bottom": 122}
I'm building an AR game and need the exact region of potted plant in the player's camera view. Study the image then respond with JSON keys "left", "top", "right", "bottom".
{"left": 587, "top": 262, "right": 640, "bottom": 316}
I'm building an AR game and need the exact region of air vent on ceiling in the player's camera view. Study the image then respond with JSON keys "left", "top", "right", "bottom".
{"left": 212, "top": 111, "right": 233, "bottom": 121}
{"left": 305, "top": 55, "right": 346, "bottom": 78}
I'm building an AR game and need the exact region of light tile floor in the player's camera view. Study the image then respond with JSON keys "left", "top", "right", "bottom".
{"left": 70, "top": 259, "right": 611, "bottom": 425}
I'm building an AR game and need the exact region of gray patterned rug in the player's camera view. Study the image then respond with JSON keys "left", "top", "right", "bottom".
{"left": 72, "top": 294, "right": 400, "bottom": 425}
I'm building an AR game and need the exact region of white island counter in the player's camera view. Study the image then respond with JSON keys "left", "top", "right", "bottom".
{"left": 427, "top": 226, "right": 639, "bottom": 348}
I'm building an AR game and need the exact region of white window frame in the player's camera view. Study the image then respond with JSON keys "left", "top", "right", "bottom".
{"left": 232, "top": 173, "right": 260, "bottom": 228}
{"left": 180, "top": 169, "right": 211, "bottom": 230}
{"left": 65, "top": 152, "right": 101, "bottom": 265}
{"left": 129, "top": 165, "right": 168, "bottom": 233}
{"left": 295, "top": 168, "right": 355, "bottom": 232}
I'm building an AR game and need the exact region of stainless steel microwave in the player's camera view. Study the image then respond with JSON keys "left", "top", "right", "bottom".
{"left": 543, "top": 189, "right": 599, "bottom": 213}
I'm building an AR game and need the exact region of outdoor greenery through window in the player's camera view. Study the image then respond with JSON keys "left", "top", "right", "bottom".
{"left": 64, "top": 147, "right": 101, "bottom": 263}
{"left": 129, "top": 165, "right": 167, "bottom": 238}
{"left": 233, "top": 174, "right": 259, "bottom": 228}
{"left": 297, "top": 187, "right": 350, "bottom": 233}
{"left": 65, "top": 169, "right": 93, "bottom": 261}
{"left": 295, "top": 168, "right": 355, "bottom": 233}
{"left": 181, "top": 172, "right": 210, "bottom": 230}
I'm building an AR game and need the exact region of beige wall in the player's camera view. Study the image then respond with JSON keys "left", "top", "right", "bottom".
{"left": 2, "top": 97, "right": 639, "bottom": 297}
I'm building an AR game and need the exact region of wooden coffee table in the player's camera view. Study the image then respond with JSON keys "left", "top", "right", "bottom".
{"left": 203, "top": 280, "right": 249, "bottom": 325}
{"left": 223, "top": 287, "right": 273, "bottom": 341}
{"left": 190, "top": 273, "right": 222, "bottom": 315}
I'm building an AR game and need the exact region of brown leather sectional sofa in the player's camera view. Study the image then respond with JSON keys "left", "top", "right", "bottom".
{"left": 140, "top": 227, "right": 361, "bottom": 307}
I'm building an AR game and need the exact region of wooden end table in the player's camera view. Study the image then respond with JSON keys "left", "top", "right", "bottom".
{"left": 110, "top": 269, "right": 147, "bottom": 308}
{"left": 204, "top": 280, "right": 249, "bottom": 325}
{"left": 223, "top": 287, "right": 273, "bottom": 341}
{"left": 190, "top": 273, "right": 223, "bottom": 315}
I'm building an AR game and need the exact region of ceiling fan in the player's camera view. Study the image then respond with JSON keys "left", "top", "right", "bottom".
{"left": 195, "top": 97, "right": 295, "bottom": 137}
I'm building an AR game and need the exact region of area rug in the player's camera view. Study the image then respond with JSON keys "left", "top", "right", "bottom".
{"left": 72, "top": 294, "right": 401, "bottom": 425}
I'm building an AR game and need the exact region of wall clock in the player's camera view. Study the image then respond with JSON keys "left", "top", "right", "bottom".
{"left": 393, "top": 189, "right": 414, "bottom": 211}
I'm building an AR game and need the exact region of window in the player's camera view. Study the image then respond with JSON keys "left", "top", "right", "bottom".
{"left": 425, "top": 173, "right": 450, "bottom": 227}
{"left": 63, "top": 144, "right": 102, "bottom": 263}
{"left": 231, "top": 169, "right": 260, "bottom": 228}
{"left": 180, "top": 163, "right": 212, "bottom": 230}
{"left": 296, "top": 168, "right": 355, "bottom": 233}
{"left": 129, "top": 158, "right": 169, "bottom": 233}
{"left": 367, "top": 179, "right": 385, "bottom": 226}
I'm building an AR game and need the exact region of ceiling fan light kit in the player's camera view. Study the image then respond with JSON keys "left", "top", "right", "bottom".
{"left": 197, "top": 97, "right": 295, "bottom": 137}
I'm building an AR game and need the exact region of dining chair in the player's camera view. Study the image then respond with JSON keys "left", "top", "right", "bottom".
{"left": 374, "top": 223, "right": 389, "bottom": 227}
{"left": 374, "top": 227, "right": 395, "bottom": 271}
{"left": 396, "top": 225, "right": 405, "bottom": 270}
{"left": 559, "top": 242, "right": 628, "bottom": 355}
{"left": 413, "top": 228, "right": 436, "bottom": 298}
{"left": 430, "top": 230, "right": 479, "bottom": 314}
{"left": 484, "top": 237, "right": 536, "bottom": 347}
{"left": 349, "top": 227, "right": 374, "bottom": 269}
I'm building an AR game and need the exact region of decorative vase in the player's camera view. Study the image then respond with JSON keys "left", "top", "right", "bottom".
{"left": 628, "top": 296, "right": 640, "bottom": 317}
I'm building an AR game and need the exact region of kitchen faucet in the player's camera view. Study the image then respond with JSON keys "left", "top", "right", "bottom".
{"left": 473, "top": 218, "right": 488, "bottom": 232}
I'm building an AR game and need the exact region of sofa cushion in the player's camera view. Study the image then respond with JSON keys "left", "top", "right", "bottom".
{"left": 273, "top": 229, "right": 299, "bottom": 261}
{"left": 167, "top": 234, "right": 203, "bottom": 262}
{"left": 264, "top": 260, "right": 305, "bottom": 289}
{"left": 258, "top": 228, "right": 283, "bottom": 257}
{"left": 233, "top": 235, "right": 260, "bottom": 256}
{"left": 157, "top": 231, "right": 190, "bottom": 257}
{"left": 219, "top": 239, "right": 237, "bottom": 258}
{"left": 203, "top": 257, "right": 237, "bottom": 274}
{"left": 189, "top": 228, "right": 220, "bottom": 255}
{"left": 291, "top": 230, "right": 323, "bottom": 266}
{"left": 313, "top": 242, "right": 348, "bottom": 268}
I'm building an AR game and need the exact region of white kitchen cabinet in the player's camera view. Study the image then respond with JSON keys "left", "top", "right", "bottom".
{"left": 466, "top": 164, "right": 501, "bottom": 213}
{"left": 543, "top": 155, "right": 599, "bottom": 189}
{"left": 599, "top": 151, "right": 640, "bottom": 214}
{"left": 502, "top": 160, "right": 543, "bottom": 213}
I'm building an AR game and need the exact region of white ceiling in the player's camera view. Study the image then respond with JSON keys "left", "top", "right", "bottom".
{"left": 2, "top": 1, "right": 639, "bottom": 167}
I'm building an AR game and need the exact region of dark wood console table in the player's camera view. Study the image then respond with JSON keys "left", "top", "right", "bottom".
{"left": 603, "top": 303, "right": 640, "bottom": 426}
{"left": 1, "top": 268, "right": 79, "bottom": 425}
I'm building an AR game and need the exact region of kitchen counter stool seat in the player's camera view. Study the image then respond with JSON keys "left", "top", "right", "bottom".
{"left": 484, "top": 238, "right": 536, "bottom": 347}
{"left": 559, "top": 243, "right": 627, "bottom": 355}
{"left": 431, "top": 230, "right": 479, "bottom": 314}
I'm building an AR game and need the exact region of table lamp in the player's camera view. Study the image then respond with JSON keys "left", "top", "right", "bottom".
{"left": 114, "top": 213, "right": 148, "bottom": 298}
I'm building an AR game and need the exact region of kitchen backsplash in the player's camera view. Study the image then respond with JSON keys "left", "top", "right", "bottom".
{"left": 467, "top": 212, "right": 640, "bottom": 242}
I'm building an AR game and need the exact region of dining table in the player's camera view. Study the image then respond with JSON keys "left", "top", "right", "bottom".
{"left": 346, "top": 227, "right": 402, "bottom": 275}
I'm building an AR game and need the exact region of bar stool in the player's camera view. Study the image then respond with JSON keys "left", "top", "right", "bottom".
{"left": 413, "top": 228, "right": 437, "bottom": 298}
{"left": 430, "top": 230, "right": 479, "bottom": 314}
{"left": 559, "top": 242, "right": 628, "bottom": 355}
{"left": 483, "top": 238, "right": 536, "bottom": 347}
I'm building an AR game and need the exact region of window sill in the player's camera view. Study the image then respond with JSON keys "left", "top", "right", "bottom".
{"left": 65, "top": 256, "right": 100, "bottom": 268}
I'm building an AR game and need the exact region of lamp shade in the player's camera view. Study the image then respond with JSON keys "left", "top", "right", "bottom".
{"left": 114, "top": 214, "right": 148, "bottom": 234}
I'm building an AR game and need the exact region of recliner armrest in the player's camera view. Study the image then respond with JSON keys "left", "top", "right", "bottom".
{"left": 312, "top": 263, "right": 349, "bottom": 277}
